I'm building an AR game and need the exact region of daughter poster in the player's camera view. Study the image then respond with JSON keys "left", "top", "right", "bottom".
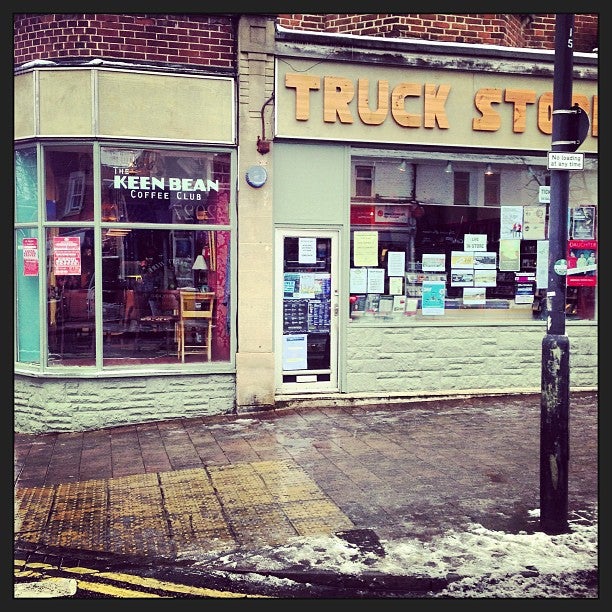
{"left": 567, "top": 239, "right": 597, "bottom": 286}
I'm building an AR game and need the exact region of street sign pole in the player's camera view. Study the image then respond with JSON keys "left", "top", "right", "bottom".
{"left": 540, "top": 13, "right": 573, "bottom": 534}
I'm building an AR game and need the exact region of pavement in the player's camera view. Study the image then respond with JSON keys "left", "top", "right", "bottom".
{"left": 14, "top": 390, "right": 598, "bottom": 597}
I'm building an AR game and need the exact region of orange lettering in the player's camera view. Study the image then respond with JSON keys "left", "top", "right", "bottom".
{"left": 391, "top": 83, "right": 421, "bottom": 127}
{"left": 504, "top": 89, "right": 536, "bottom": 133}
{"left": 473, "top": 88, "right": 502, "bottom": 131}
{"left": 285, "top": 73, "right": 320, "bottom": 121}
{"left": 357, "top": 78, "right": 389, "bottom": 125}
{"left": 424, "top": 84, "right": 450, "bottom": 129}
{"left": 323, "top": 77, "right": 354, "bottom": 123}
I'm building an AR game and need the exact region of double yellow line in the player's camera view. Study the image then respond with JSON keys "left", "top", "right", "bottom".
{"left": 15, "top": 559, "right": 272, "bottom": 598}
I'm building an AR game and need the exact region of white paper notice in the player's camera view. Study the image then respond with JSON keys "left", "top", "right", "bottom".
{"left": 367, "top": 268, "right": 385, "bottom": 293}
{"left": 282, "top": 334, "right": 308, "bottom": 370}
{"left": 350, "top": 268, "right": 368, "bottom": 293}
{"left": 386, "top": 251, "right": 405, "bottom": 276}
{"left": 353, "top": 231, "right": 379, "bottom": 267}
{"left": 298, "top": 237, "right": 317, "bottom": 263}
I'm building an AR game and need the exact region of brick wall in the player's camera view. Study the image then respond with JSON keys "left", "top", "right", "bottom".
{"left": 277, "top": 13, "right": 598, "bottom": 53}
{"left": 14, "top": 14, "right": 598, "bottom": 68}
{"left": 13, "top": 13, "right": 237, "bottom": 69}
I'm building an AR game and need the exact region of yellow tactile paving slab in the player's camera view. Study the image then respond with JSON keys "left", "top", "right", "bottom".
{"left": 14, "top": 459, "right": 353, "bottom": 559}
{"left": 14, "top": 486, "right": 55, "bottom": 541}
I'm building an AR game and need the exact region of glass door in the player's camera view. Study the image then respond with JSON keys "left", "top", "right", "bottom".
{"left": 275, "top": 229, "right": 339, "bottom": 393}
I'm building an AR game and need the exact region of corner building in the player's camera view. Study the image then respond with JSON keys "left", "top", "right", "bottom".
{"left": 14, "top": 14, "right": 598, "bottom": 432}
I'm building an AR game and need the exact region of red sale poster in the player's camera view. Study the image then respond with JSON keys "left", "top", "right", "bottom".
{"left": 567, "top": 239, "right": 597, "bottom": 287}
{"left": 53, "top": 236, "right": 82, "bottom": 275}
{"left": 22, "top": 237, "right": 39, "bottom": 276}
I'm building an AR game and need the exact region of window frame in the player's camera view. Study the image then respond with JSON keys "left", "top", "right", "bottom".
{"left": 14, "top": 140, "right": 237, "bottom": 374}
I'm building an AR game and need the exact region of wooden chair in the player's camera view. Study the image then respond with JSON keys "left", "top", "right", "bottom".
{"left": 177, "top": 291, "right": 215, "bottom": 362}
{"left": 135, "top": 290, "right": 180, "bottom": 352}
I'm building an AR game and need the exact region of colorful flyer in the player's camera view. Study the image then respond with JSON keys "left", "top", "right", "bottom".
{"left": 22, "top": 237, "right": 39, "bottom": 276}
{"left": 500, "top": 206, "right": 524, "bottom": 239}
{"left": 53, "top": 236, "right": 81, "bottom": 275}
{"left": 421, "top": 280, "right": 445, "bottom": 315}
{"left": 567, "top": 239, "right": 597, "bottom": 286}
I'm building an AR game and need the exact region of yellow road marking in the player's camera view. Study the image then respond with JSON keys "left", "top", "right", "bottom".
{"left": 92, "top": 571, "right": 270, "bottom": 598}
{"left": 15, "top": 559, "right": 272, "bottom": 598}
{"left": 76, "top": 580, "right": 165, "bottom": 598}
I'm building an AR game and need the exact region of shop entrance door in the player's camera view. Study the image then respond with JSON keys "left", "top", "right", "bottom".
{"left": 275, "top": 229, "right": 339, "bottom": 393}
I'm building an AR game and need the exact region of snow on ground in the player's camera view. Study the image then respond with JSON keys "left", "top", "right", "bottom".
{"left": 207, "top": 510, "right": 597, "bottom": 598}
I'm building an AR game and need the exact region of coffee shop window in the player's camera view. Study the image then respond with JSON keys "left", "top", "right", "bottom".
{"left": 44, "top": 227, "right": 231, "bottom": 367}
{"left": 15, "top": 142, "right": 235, "bottom": 370}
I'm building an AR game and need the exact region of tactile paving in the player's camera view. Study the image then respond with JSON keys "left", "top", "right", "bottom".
{"left": 14, "top": 459, "right": 354, "bottom": 559}
{"left": 14, "top": 486, "right": 55, "bottom": 542}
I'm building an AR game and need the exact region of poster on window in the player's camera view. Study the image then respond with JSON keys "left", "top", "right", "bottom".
{"left": 463, "top": 287, "right": 486, "bottom": 305}
{"left": 22, "top": 237, "right": 39, "bottom": 276}
{"left": 450, "top": 251, "right": 474, "bottom": 268}
{"left": 367, "top": 268, "right": 385, "bottom": 293}
{"left": 473, "top": 252, "right": 497, "bottom": 269}
{"left": 499, "top": 239, "right": 521, "bottom": 271}
{"left": 421, "top": 281, "right": 445, "bottom": 315}
{"left": 298, "top": 237, "right": 317, "bottom": 263}
{"left": 536, "top": 240, "right": 549, "bottom": 289}
{"left": 282, "top": 334, "right": 308, "bottom": 370}
{"left": 463, "top": 234, "right": 488, "bottom": 251}
{"left": 422, "top": 253, "right": 446, "bottom": 271}
{"left": 571, "top": 206, "right": 596, "bottom": 239}
{"left": 473, "top": 269, "right": 497, "bottom": 286}
{"left": 567, "top": 239, "right": 597, "bottom": 286}
{"left": 500, "top": 206, "right": 524, "bottom": 239}
{"left": 522, "top": 206, "right": 547, "bottom": 240}
{"left": 386, "top": 251, "right": 405, "bottom": 276}
{"left": 353, "top": 231, "right": 379, "bottom": 267}
{"left": 53, "top": 236, "right": 81, "bottom": 275}
{"left": 350, "top": 268, "right": 368, "bottom": 293}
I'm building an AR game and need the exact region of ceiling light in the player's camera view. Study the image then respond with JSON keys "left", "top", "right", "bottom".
{"left": 485, "top": 163, "right": 494, "bottom": 175}
{"left": 445, "top": 161, "right": 453, "bottom": 173}
{"left": 398, "top": 160, "right": 407, "bottom": 172}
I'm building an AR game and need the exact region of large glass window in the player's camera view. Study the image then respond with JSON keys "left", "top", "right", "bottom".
{"left": 349, "top": 156, "right": 597, "bottom": 323}
{"left": 15, "top": 143, "right": 234, "bottom": 370}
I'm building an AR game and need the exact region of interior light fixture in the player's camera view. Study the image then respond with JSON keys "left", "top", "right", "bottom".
{"left": 445, "top": 161, "right": 453, "bottom": 173}
{"left": 192, "top": 254, "right": 209, "bottom": 291}
{"left": 485, "top": 163, "right": 494, "bottom": 175}
{"left": 192, "top": 254, "right": 208, "bottom": 272}
{"left": 398, "top": 160, "right": 407, "bottom": 172}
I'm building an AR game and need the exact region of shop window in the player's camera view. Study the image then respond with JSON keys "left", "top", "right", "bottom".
{"left": 45, "top": 145, "right": 94, "bottom": 221}
{"left": 348, "top": 157, "right": 597, "bottom": 324}
{"left": 15, "top": 143, "right": 234, "bottom": 370}
{"left": 453, "top": 172, "right": 470, "bottom": 205}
